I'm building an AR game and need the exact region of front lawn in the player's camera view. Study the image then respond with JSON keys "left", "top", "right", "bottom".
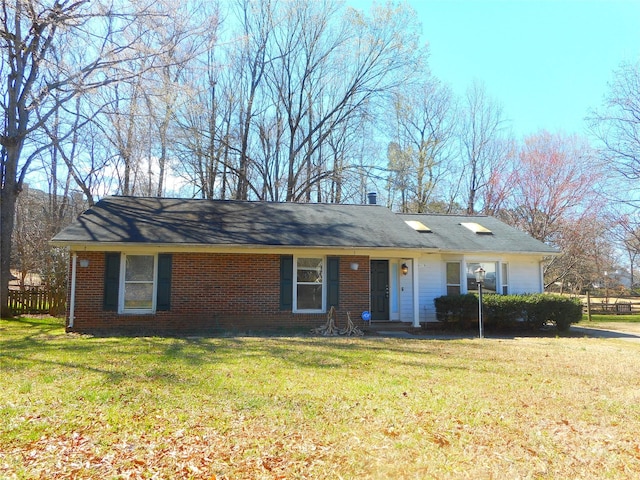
{"left": 2, "top": 316, "right": 640, "bottom": 479}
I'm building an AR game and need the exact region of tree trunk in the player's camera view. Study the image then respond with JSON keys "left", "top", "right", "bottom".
{"left": 1, "top": 147, "right": 21, "bottom": 318}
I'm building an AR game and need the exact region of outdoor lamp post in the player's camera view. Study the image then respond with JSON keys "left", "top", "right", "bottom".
{"left": 475, "top": 267, "right": 486, "bottom": 339}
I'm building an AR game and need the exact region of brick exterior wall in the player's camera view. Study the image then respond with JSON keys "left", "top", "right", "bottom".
{"left": 67, "top": 252, "right": 370, "bottom": 335}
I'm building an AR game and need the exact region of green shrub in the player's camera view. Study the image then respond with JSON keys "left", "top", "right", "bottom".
{"left": 434, "top": 294, "right": 479, "bottom": 330}
{"left": 434, "top": 293, "right": 582, "bottom": 332}
{"left": 483, "top": 294, "right": 529, "bottom": 330}
{"left": 542, "top": 294, "right": 583, "bottom": 331}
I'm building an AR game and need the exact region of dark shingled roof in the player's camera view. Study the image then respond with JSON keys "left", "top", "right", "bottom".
{"left": 398, "top": 213, "right": 558, "bottom": 254}
{"left": 51, "top": 196, "right": 558, "bottom": 254}
{"left": 51, "top": 196, "right": 434, "bottom": 249}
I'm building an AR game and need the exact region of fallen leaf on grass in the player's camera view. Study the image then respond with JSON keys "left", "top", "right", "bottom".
{"left": 431, "top": 433, "right": 451, "bottom": 447}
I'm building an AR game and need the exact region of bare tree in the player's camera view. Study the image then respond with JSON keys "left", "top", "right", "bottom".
{"left": 458, "top": 81, "right": 511, "bottom": 214}
{"left": 386, "top": 141, "right": 412, "bottom": 212}
{"left": 282, "top": 1, "right": 422, "bottom": 201}
{"left": 322, "top": 110, "right": 372, "bottom": 204}
{"left": 589, "top": 61, "right": 640, "bottom": 201}
{"left": 543, "top": 215, "right": 611, "bottom": 293}
{"left": 608, "top": 211, "right": 640, "bottom": 290}
{"left": 0, "top": 0, "right": 176, "bottom": 316}
{"left": 387, "top": 76, "right": 457, "bottom": 212}
{"left": 232, "top": 0, "right": 272, "bottom": 200}
{"left": 180, "top": 0, "right": 425, "bottom": 203}
{"left": 174, "top": 37, "right": 235, "bottom": 200}
{"left": 171, "top": 0, "right": 271, "bottom": 201}
{"left": 11, "top": 184, "right": 85, "bottom": 313}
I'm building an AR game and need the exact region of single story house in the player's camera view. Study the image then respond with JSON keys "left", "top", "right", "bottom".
{"left": 50, "top": 196, "right": 558, "bottom": 334}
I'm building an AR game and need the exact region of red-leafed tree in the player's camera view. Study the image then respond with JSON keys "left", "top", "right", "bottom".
{"left": 501, "top": 131, "right": 605, "bottom": 288}
{"left": 480, "top": 146, "right": 517, "bottom": 216}
{"left": 503, "top": 131, "right": 602, "bottom": 243}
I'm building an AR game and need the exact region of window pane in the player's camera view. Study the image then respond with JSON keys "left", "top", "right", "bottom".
{"left": 297, "top": 284, "right": 322, "bottom": 310}
{"left": 124, "top": 283, "right": 153, "bottom": 309}
{"left": 467, "top": 262, "right": 497, "bottom": 293}
{"left": 297, "top": 258, "right": 322, "bottom": 283}
{"left": 502, "top": 263, "right": 509, "bottom": 295}
{"left": 297, "top": 269, "right": 322, "bottom": 283}
{"left": 125, "top": 256, "right": 154, "bottom": 281}
{"left": 446, "top": 263, "right": 460, "bottom": 284}
{"left": 484, "top": 270, "right": 497, "bottom": 293}
{"left": 447, "top": 285, "right": 461, "bottom": 296}
{"left": 297, "top": 257, "right": 322, "bottom": 269}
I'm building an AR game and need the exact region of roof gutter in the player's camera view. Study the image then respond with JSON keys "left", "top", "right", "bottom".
{"left": 436, "top": 248, "right": 560, "bottom": 256}
{"left": 48, "top": 241, "right": 437, "bottom": 253}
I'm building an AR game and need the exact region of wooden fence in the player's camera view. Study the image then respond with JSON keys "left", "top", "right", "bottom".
{"left": 583, "top": 300, "right": 640, "bottom": 315}
{"left": 587, "top": 303, "right": 639, "bottom": 314}
{"left": 7, "top": 287, "right": 66, "bottom": 316}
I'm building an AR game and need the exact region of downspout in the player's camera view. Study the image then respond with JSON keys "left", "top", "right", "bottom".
{"left": 69, "top": 252, "right": 77, "bottom": 329}
{"left": 412, "top": 258, "right": 420, "bottom": 328}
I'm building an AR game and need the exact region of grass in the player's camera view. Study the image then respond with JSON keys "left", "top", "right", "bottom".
{"left": 2, "top": 316, "right": 640, "bottom": 479}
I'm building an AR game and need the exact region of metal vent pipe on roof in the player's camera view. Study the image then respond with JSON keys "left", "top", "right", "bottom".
{"left": 367, "top": 192, "right": 377, "bottom": 205}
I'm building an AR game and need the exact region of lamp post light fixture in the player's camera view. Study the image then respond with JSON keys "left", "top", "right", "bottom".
{"left": 475, "top": 266, "right": 486, "bottom": 339}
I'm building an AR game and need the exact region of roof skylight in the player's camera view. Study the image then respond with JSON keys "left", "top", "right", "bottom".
{"left": 460, "top": 222, "right": 492, "bottom": 234}
{"left": 405, "top": 220, "right": 432, "bottom": 233}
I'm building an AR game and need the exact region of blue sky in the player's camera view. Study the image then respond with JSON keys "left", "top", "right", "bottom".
{"left": 353, "top": 0, "right": 640, "bottom": 138}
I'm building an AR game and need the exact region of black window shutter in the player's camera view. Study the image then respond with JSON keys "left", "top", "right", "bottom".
{"left": 103, "top": 252, "right": 120, "bottom": 311}
{"left": 280, "top": 255, "right": 293, "bottom": 310}
{"left": 327, "top": 256, "right": 340, "bottom": 308}
{"left": 157, "top": 254, "right": 172, "bottom": 311}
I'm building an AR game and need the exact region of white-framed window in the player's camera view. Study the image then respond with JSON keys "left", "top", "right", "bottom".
{"left": 501, "top": 263, "right": 509, "bottom": 295}
{"left": 294, "top": 256, "right": 324, "bottom": 312}
{"left": 466, "top": 261, "right": 498, "bottom": 294}
{"left": 446, "top": 262, "right": 461, "bottom": 295}
{"left": 120, "top": 254, "right": 157, "bottom": 313}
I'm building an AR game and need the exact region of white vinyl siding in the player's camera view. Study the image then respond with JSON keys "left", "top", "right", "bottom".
{"left": 416, "top": 255, "right": 545, "bottom": 323}
{"left": 504, "top": 257, "right": 542, "bottom": 293}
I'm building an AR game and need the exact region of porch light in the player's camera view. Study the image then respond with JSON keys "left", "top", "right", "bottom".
{"left": 350, "top": 262, "right": 359, "bottom": 271}
{"left": 401, "top": 263, "right": 409, "bottom": 275}
{"left": 475, "top": 267, "right": 486, "bottom": 339}
{"left": 79, "top": 259, "right": 89, "bottom": 268}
